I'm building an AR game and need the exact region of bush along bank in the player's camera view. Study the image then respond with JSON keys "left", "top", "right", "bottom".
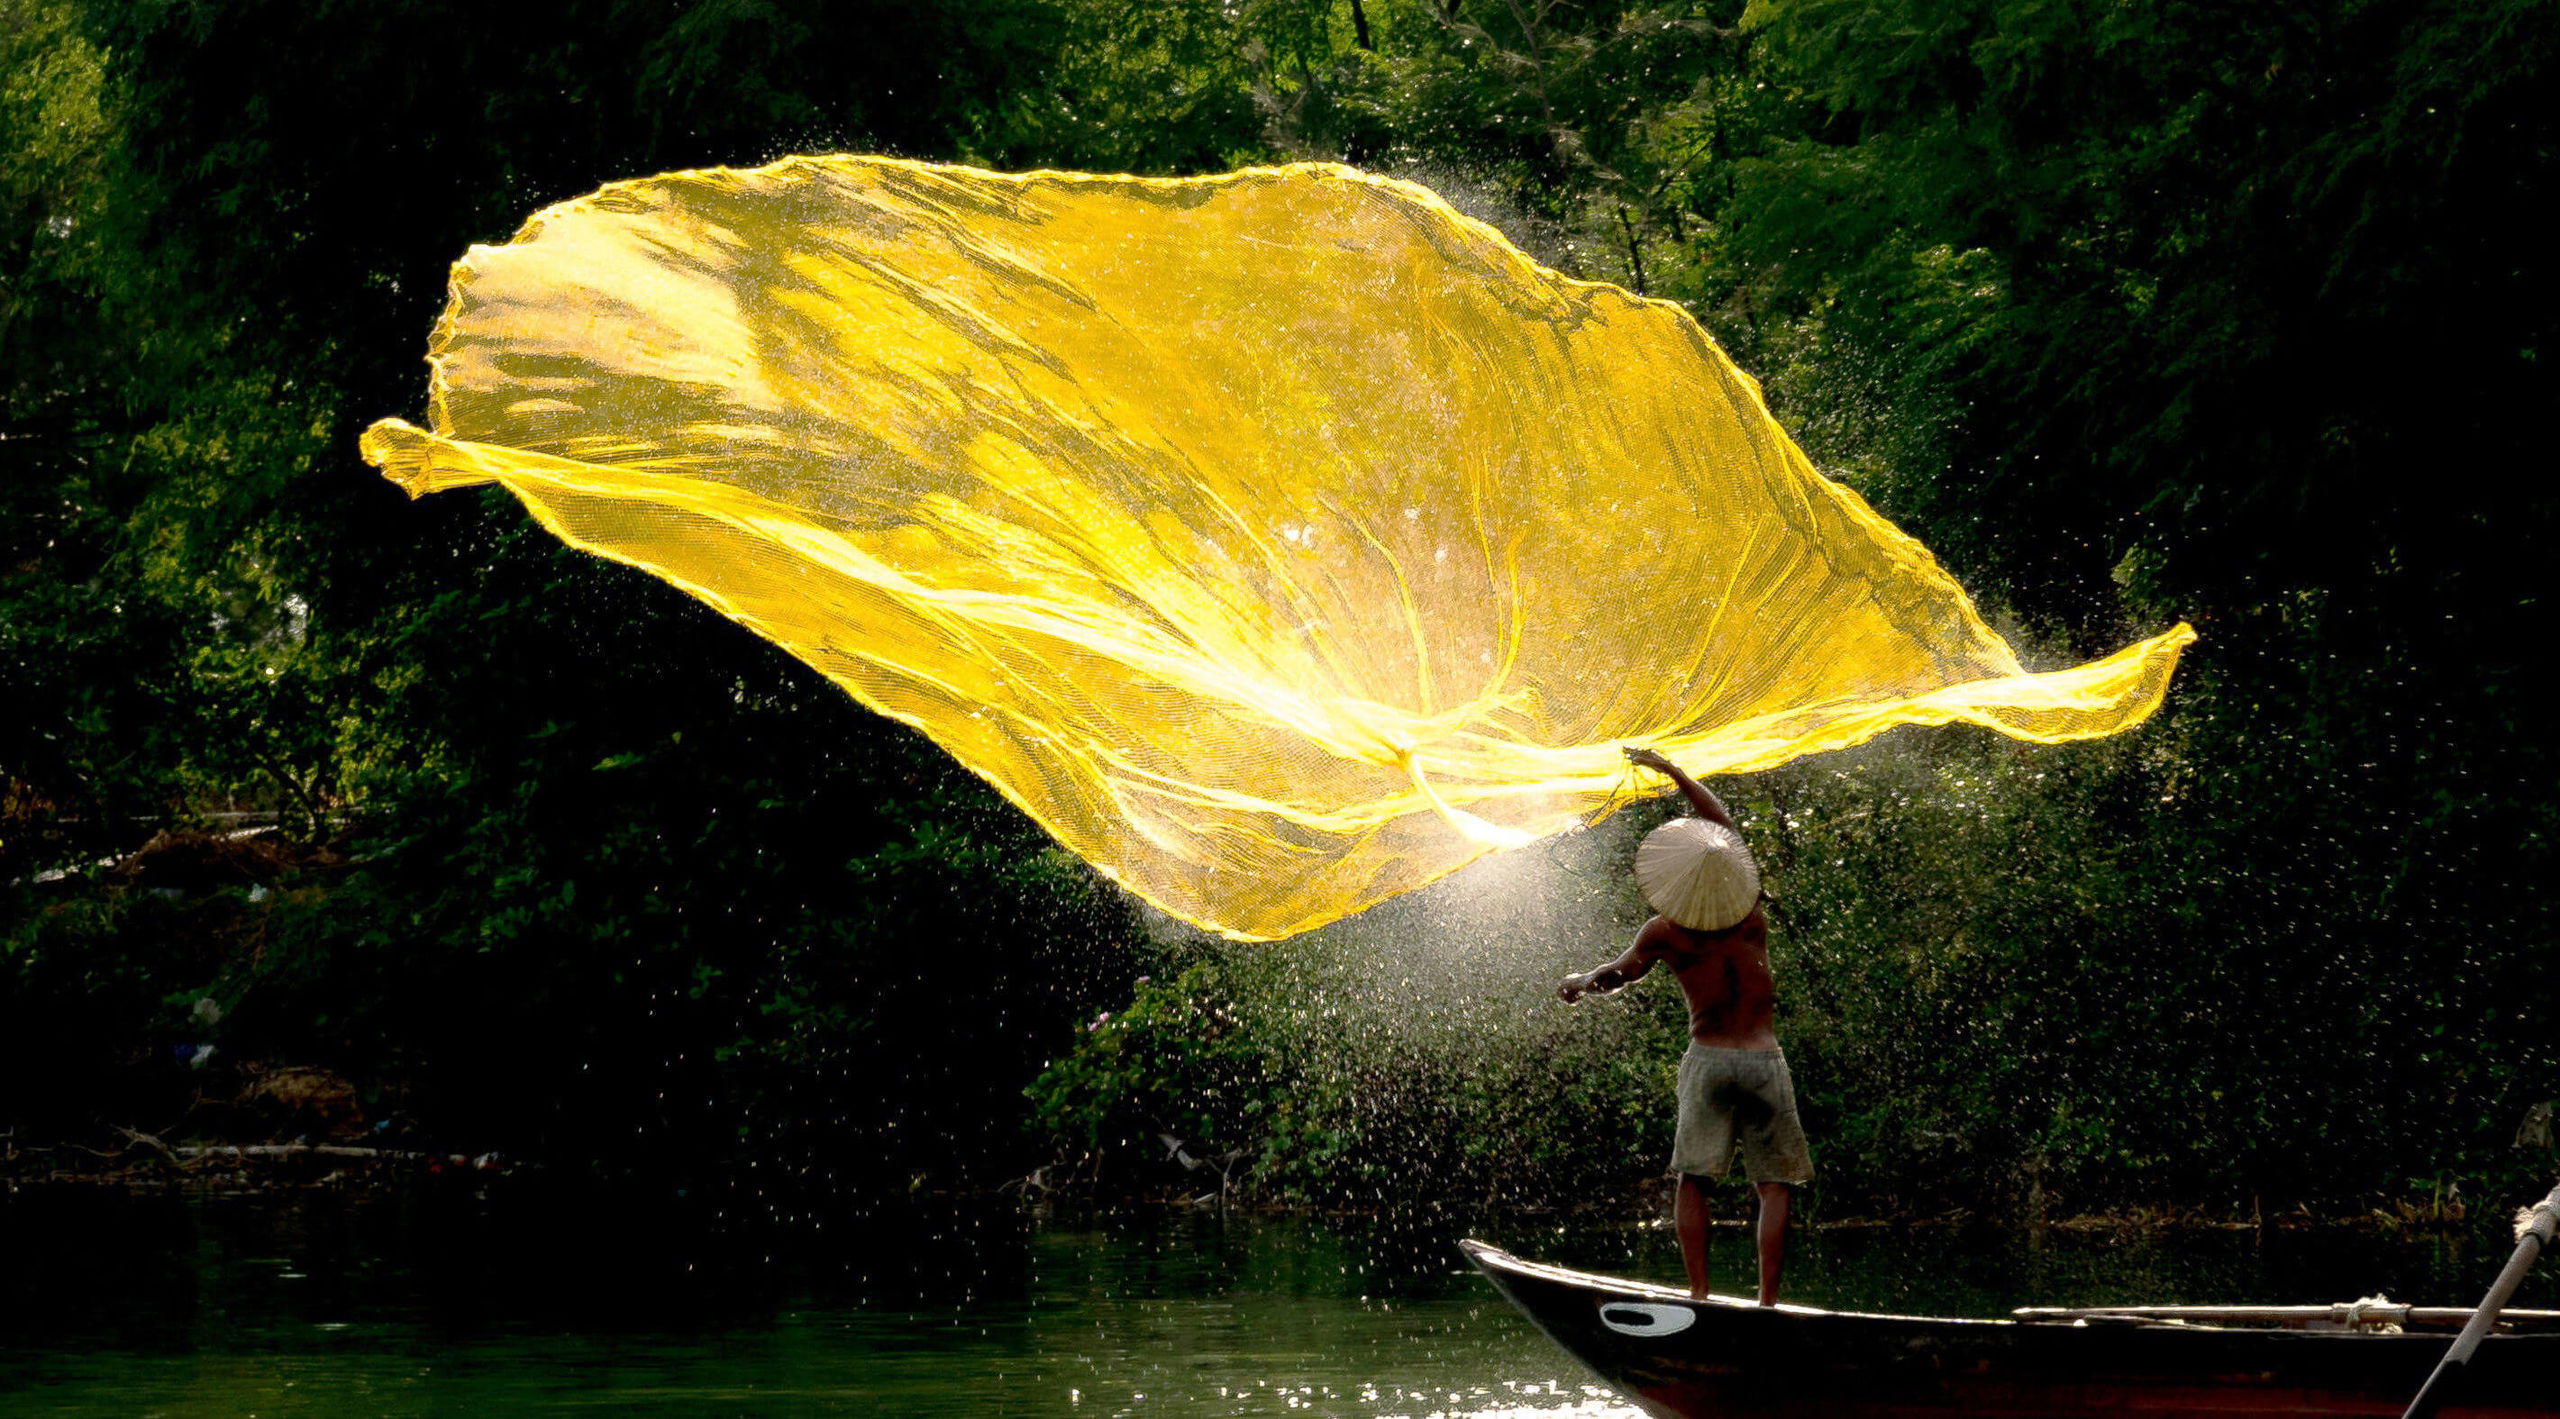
{"left": 1026, "top": 724, "right": 2559, "bottom": 1225}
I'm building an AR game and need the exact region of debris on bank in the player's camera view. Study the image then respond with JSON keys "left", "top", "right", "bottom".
{"left": 5, "top": 1126, "right": 521, "bottom": 1191}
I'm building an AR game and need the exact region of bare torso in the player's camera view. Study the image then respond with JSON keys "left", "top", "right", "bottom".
{"left": 1645, "top": 904, "right": 1779, "bottom": 1050}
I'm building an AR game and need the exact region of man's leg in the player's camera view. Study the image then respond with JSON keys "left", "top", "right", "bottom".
{"left": 1752, "top": 1182, "right": 1792, "bottom": 1306}
{"left": 1674, "top": 1173, "right": 1712, "bottom": 1297}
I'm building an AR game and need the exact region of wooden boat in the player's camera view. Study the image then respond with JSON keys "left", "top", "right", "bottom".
{"left": 1461, "top": 1238, "right": 2560, "bottom": 1417}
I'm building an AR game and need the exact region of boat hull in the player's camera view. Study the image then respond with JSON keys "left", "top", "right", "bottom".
{"left": 1461, "top": 1239, "right": 2559, "bottom": 1418}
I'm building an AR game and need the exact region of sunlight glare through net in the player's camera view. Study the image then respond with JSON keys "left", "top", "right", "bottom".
{"left": 362, "top": 156, "right": 2192, "bottom": 940}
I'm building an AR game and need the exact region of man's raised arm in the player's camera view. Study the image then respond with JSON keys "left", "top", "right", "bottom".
{"left": 1623, "top": 745, "right": 1737, "bottom": 829}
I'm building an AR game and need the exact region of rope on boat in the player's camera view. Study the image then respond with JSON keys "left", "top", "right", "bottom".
{"left": 2400, "top": 1179, "right": 2560, "bottom": 1419}
{"left": 2329, "top": 1295, "right": 2406, "bottom": 1331}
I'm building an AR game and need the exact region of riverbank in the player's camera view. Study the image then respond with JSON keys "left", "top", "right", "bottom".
{"left": 17, "top": 792, "right": 2555, "bottom": 1232}
{"left": 5, "top": 1136, "right": 2523, "bottom": 1247}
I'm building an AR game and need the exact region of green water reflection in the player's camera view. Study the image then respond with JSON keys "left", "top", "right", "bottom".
{"left": 2, "top": 1185, "right": 2548, "bottom": 1417}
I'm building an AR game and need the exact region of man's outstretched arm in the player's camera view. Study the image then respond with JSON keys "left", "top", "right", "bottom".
{"left": 1559, "top": 923, "right": 1668, "bottom": 1004}
{"left": 1623, "top": 745, "right": 1737, "bottom": 830}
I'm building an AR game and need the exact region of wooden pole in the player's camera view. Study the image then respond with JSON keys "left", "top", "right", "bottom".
{"left": 2401, "top": 1178, "right": 2560, "bottom": 1419}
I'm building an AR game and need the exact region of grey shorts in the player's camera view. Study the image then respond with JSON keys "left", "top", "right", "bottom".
{"left": 1671, "top": 1045, "right": 1813, "bottom": 1185}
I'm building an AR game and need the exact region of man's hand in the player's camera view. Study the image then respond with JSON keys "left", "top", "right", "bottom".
{"left": 1563, "top": 942, "right": 1653, "bottom": 1004}
{"left": 1623, "top": 745, "right": 1676, "bottom": 775}
{"left": 1621, "top": 744, "right": 1737, "bottom": 830}
{"left": 1560, "top": 967, "right": 1627, "bottom": 1003}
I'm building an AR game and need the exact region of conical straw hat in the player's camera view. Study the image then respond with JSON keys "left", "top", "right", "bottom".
{"left": 1633, "top": 818, "right": 1761, "bottom": 931}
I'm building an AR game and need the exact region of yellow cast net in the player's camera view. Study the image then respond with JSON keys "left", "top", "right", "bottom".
{"left": 362, "top": 156, "right": 2193, "bottom": 940}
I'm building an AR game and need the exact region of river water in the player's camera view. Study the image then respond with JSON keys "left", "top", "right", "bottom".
{"left": 2, "top": 1183, "right": 2546, "bottom": 1417}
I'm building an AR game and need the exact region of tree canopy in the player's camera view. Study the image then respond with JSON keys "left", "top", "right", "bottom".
{"left": 4, "top": 0, "right": 2552, "bottom": 1213}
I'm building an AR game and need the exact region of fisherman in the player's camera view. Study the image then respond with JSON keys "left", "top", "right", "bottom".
{"left": 1558, "top": 746, "right": 1810, "bottom": 1304}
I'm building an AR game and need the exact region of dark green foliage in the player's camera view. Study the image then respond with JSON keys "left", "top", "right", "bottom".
{"left": 0, "top": 0, "right": 1146, "bottom": 1194}
{"left": 1749, "top": 726, "right": 2555, "bottom": 1218}
{"left": 1028, "top": 931, "right": 1677, "bottom": 1206}
{"left": 1024, "top": 959, "right": 1279, "bottom": 1186}
{"left": 1018, "top": 1, "right": 2553, "bottom": 1216}
{"left": 5, "top": 0, "right": 2554, "bottom": 1216}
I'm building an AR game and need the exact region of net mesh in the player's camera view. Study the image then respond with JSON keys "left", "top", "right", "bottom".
{"left": 362, "top": 156, "right": 2193, "bottom": 940}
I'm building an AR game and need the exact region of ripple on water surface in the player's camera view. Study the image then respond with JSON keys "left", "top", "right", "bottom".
{"left": 0, "top": 1188, "right": 1643, "bottom": 1417}
{"left": 2, "top": 1187, "right": 2545, "bottom": 1417}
